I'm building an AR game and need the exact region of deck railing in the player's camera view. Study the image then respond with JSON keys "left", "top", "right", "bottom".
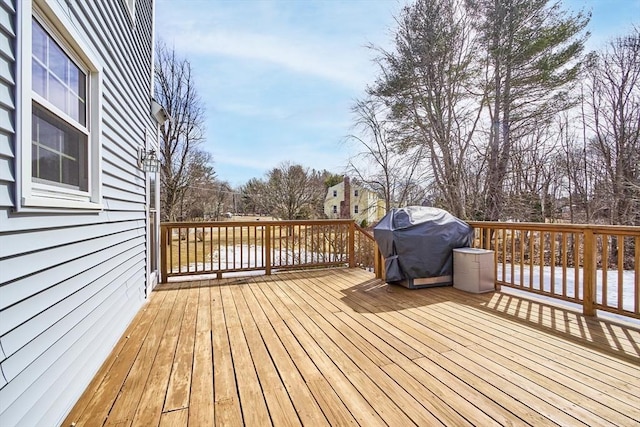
{"left": 160, "top": 219, "right": 638, "bottom": 319}
{"left": 468, "top": 221, "right": 640, "bottom": 319}
{"left": 160, "top": 220, "right": 383, "bottom": 282}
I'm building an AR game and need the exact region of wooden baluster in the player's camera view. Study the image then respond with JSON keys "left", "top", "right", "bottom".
{"left": 160, "top": 225, "right": 168, "bottom": 283}
{"left": 561, "top": 232, "right": 567, "bottom": 298}
{"left": 602, "top": 235, "right": 608, "bottom": 307}
{"left": 635, "top": 236, "right": 639, "bottom": 316}
{"left": 265, "top": 224, "right": 272, "bottom": 275}
{"left": 618, "top": 235, "right": 624, "bottom": 312}
{"left": 550, "top": 232, "right": 556, "bottom": 295}
{"left": 583, "top": 228, "right": 596, "bottom": 316}
{"left": 349, "top": 221, "right": 355, "bottom": 268}
{"left": 539, "top": 231, "right": 545, "bottom": 291}
{"left": 574, "top": 233, "right": 580, "bottom": 301}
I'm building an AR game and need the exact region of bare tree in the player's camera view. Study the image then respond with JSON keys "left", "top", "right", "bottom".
{"left": 347, "top": 97, "right": 428, "bottom": 211}
{"left": 206, "top": 180, "right": 233, "bottom": 220}
{"left": 155, "top": 40, "right": 208, "bottom": 221}
{"left": 585, "top": 28, "right": 640, "bottom": 226}
{"left": 556, "top": 111, "right": 592, "bottom": 223}
{"left": 242, "top": 162, "right": 327, "bottom": 220}
{"left": 177, "top": 150, "right": 215, "bottom": 219}
{"left": 505, "top": 126, "right": 559, "bottom": 221}
{"left": 266, "top": 162, "right": 327, "bottom": 220}
{"left": 240, "top": 178, "right": 269, "bottom": 216}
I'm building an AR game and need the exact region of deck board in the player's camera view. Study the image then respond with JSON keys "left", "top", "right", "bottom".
{"left": 247, "top": 281, "right": 354, "bottom": 426}
{"left": 64, "top": 268, "right": 640, "bottom": 427}
{"left": 187, "top": 286, "right": 214, "bottom": 427}
{"left": 165, "top": 286, "right": 199, "bottom": 412}
{"left": 219, "top": 285, "right": 272, "bottom": 426}
{"left": 103, "top": 289, "right": 181, "bottom": 426}
{"left": 229, "top": 284, "right": 301, "bottom": 427}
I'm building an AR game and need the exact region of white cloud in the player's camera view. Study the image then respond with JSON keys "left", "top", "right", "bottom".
{"left": 154, "top": 0, "right": 395, "bottom": 91}
{"left": 170, "top": 29, "right": 370, "bottom": 90}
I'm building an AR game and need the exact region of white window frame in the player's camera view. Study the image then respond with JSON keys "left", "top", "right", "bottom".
{"left": 17, "top": 0, "right": 103, "bottom": 211}
{"left": 354, "top": 205, "right": 359, "bottom": 214}
{"left": 333, "top": 190, "right": 337, "bottom": 197}
{"left": 354, "top": 189, "right": 359, "bottom": 197}
{"left": 332, "top": 205, "right": 337, "bottom": 214}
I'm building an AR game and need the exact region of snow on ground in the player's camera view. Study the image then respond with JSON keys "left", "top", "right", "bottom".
{"left": 497, "top": 263, "right": 636, "bottom": 312}
{"left": 181, "top": 244, "right": 347, "bottom": 274}
{"left": 175, "top": 245, "right": 637, "bottom": 321}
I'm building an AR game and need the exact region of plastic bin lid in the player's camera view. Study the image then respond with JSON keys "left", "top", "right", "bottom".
{"left": 453, "top": 248, "right": 494, "bottom": 254}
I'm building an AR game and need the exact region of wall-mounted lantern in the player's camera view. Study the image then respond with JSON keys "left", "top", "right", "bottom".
{"left": 138, "top": 147, "right": 160, "bottom": 173}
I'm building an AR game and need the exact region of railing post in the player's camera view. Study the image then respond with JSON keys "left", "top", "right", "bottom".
{"left": 373, "top": 242, "right": 384, "bottom": 279}
{"left": 583, "top": 228, "right": 596, "bottom": 316}
{"left": 483, "top": 228, "right": 491, "bottom": 250}
{"left": 265, "top": 224, "right": 272, "bottom": 275}
{"left": 160, "top": 225, "right": 167, "bottom": 284}
{"left": 348, "top": 221, "right": 355, "bottom": 268}
{"left": 636, "top": 237, "right": 640, "bottom": 315}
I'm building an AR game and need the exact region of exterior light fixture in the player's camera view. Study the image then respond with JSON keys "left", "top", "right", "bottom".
{"left": 138, "top": 147, "right": 160, "bottom": 173}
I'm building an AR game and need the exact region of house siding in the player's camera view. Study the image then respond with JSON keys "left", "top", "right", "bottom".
{"left": 0, "top": 1, "right": 155, "bottom": 426}
{"left": 324, "top": 179, "right": 385, "bottom": 225}
{"left": 0, "top": 0, "right": 14, "bottom": 209}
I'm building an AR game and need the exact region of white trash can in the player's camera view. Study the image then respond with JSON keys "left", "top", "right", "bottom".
{"left": 453, "top": 248, "right": 495, "bottom": 293}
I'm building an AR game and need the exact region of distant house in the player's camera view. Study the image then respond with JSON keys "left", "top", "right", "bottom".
{"left": 324, "top": 176, "right": 385, "bottom": 225}
{"left": 0, "top": 1, "right": 161, "bottom": 425}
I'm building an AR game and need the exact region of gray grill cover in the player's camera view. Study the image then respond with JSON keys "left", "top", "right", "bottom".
{"left": 373, "top": 206, "right": 474, "bottom": 284}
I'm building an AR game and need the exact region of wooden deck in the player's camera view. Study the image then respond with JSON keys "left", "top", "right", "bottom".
{"left": 64, "top": 268, "right": 640, "bottom": 427}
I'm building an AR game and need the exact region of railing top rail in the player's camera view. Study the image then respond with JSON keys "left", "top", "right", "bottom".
{"left": 355, "top": 223, "right": 375, "bottom": 241}
{"left": 161, "top": 219, "right": 356, "bottom": 228}
{"left": 467, "top": 221, "right": 640, "bottom": 235}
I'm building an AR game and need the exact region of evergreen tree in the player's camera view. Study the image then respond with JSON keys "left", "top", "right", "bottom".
{"left": 467, "top": 0, "right": 590, "bottom": 219}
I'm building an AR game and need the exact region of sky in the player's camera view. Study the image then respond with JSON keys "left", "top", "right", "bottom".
{"left": 155, "top": 0, "right": 639, "bottom": 188}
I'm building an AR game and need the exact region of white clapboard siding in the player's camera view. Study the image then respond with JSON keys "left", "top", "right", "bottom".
{"left": 0, "top": 218, "right": 145, "bottom": 258}
{"left": 0, "top": 0, "right": 155, "bottom": 424}
{"left": 0, "top": 82, "right": 12, "bottom": 108}
{"left": 0, "top": 26, "right": 13, "bottom": 61}
{"left": 0, "top": 132, "right": 12, "bottom": 156}
{"left": 0, "top": 209, "right": 147, "bottom": 232}
{"left": 0, "top": 155, "right": 12, "bottom": 181}
{"left": 1, "top": 235, "right": 145, "bottom": 312}
{"left": 103, "top": 197, "right": 148, "bottom": 212}
{"left": 29, "top": 295, "right": 141, "bottom": 427}
{"left": 102, "top": 170, "right": 146, "bottom": 197}
{"left": 1, "top": 260, "right": 145, "bottom": 381}
{"left": 0, "top": 277, "right": 143, "bottom": 426}
{"left": 0, "top": 54, "right": 14, "bottom": 85}
{"left": 1, "top": 228, "right": 145, "bottom": 285}
{"left": 0, "top": 0, "right": 12, "bottom": 31}
{"left": 0, "top": 246, "right": 145, "bottom": 337}
{"left": 0, "top": 0, "right": 14, "bottom": 210}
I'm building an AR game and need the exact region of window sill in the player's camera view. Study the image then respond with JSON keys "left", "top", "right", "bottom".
{"left": 20, "top": 196, "right": 103, "bottom": 212}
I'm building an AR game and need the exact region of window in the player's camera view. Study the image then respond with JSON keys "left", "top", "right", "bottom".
{"left": 332, "top": 205, "right": 337, "bottom": 214}
{"left": 19, "top": 2, "right": 103, "bottom": 210}
{"left": 354, "top": 205, "right": 359, "bottom": 214}
{"left": 31, "top": 18, "right": 88, "bottom": 191}
{"left": 354, "top": 189, "right": 359, "bottom": 197}
{"left": 333, "top": 190, "right": 337, "bottom": 197}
